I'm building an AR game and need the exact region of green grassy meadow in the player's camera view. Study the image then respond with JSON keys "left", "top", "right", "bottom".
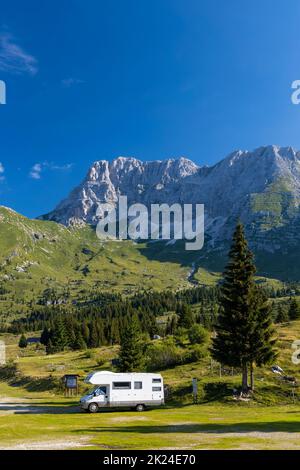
{"left": 1, "top": 321, "right": 300, "bottom": 450}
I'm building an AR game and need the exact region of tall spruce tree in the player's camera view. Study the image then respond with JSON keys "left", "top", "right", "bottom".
{"left": 211, "top": 222, "right": 277, "bottom": 392}
{"left": 288, "top": 298, "right": 300, "bottom": 320}
{"left": 276, "top": 304, "right": 289, "bottom": 323}
{"left": 88, "top": 320, "right": 100, "bottom": 348}
{"left": 40, "top": 327, "right": 50, "bottom": 346}
{"left": 51, "top": 316, "right": 67, "bottom": 352}
{"left": 177, "top": 303, "right": 194, "bottom": 329}
{"left": 118, "top": 315, "right": 145, "bottom": 372}
{"left": 247, "top": 288, "right": 277, "bottom": 390}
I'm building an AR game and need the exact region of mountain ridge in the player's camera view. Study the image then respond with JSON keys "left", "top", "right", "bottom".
{"left": 38, "top": 145, "right": 300, "bottom": 256}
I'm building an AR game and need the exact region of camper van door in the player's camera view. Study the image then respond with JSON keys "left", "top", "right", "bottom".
{"left": 94, "top": 385, "right": 109, "bottom": 406}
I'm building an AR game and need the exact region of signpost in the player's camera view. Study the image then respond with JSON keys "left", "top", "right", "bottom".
{"left": 62, "top": 374, "right": 79, "bottom": 397}
{"left": 0, "top": 341, "right": 5, "bottom": 366}
{"left": 192, "top": 378, "right": 198, "bottom": 404}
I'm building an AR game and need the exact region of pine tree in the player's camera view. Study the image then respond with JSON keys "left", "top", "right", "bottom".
{"left": 46, "top": 338, "right": 55, "bottom": 355}
{"left": 110, "top": 318, "right": 120, "bottom": 344}
{"left": 18, "top": 333, "right": 27, "bottom": 349}
{"left": 88, "top": 321, "right": 99, "bottom": 348}
{"left": 276, "top": 304, "right": 289, "bottom": 323}
{"left": 96, "top": 319, "right": 105, "bottom": 346}
{"left": 51, "top": 316, "right": 67, "bottom": 352}
{"left": 72, "top": 331, "right": 87, "bottom": 350}
{"left": 211, "top": 222, "right": 277, "bottom": 392}
{"left": 177, "top": 303, "right": 194, "bottom": 329}
{"left": 67, "top": 323, "right": 76, "bottom": 348}
{"left": 81, "top": 321, "right": 90, "bottom": 345}
{"left": 288, "top": 298, "right": 300, "bottom": 320}
{"left": 166, "top": 315, "right": 177, "bottom": 335}
{"left": 118, "top": 315, "right": 145, "bottom": 372}
{"left": 248, "top": 288, "right": 278, "bottom": 390}
{"left": 40, "top": 327, "right": 50, "bottom": 346}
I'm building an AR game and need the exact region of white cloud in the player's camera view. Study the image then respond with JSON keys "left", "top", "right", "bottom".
{"left": 50, "top": 163, "right": 73, "bottom": 171}
{"left": 61, "top": 77, "right": 84, "bottom": 88}
{"left": 0, "top": 32, "right": 38, "bottom": 76}
{"left": 29, "top": 163, "right": 42, "bottom": 180}
{"left": 0, "top": 162, "right": 5, "bottom": 181}
{"left": 29, "top": 161, "right": 73, "bottom": 180}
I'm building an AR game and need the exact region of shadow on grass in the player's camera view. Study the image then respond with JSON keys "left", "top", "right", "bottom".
{"left": 73, "top": 421, "right": 300, "bottom": 435}
{"left": 168, "top": 381, "right": 233, "bottom": 406}
{"left": 0, "top": 403, "right": 78, "bottom": 414}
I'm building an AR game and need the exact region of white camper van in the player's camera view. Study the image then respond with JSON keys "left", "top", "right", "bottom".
{"left": 80, "top": 371, "right": 164, "bottom": 413}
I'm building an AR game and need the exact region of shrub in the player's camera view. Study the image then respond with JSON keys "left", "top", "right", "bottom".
{"left": 184, "top": 344, "right": 208, "bottom": 363}
{"left": 84, "top": 350, "right": 94, "bottom": 359}
{"left": 96, "top": 357, "right": 106, "bottom": 367}
{"left": 146, "top": 338, "right": 184, "bottom": 371}
{"left": 96, "top": 352, "right": 111, "bottom": 367}
{"left": 188, "top": 324, "right": 209, "bottom": 345}
{"left": 18, "top": 334, "right": 27, "bottom": 349}
{"left": 174, "top": 327, "right": 188, "bottom": 347}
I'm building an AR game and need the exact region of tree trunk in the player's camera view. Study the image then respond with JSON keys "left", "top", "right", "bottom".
{"left": 250, "top": 363, "right": 255, "bottom": 391}
{"left": 242, "top": 364, "right": 248, "bottom": 392}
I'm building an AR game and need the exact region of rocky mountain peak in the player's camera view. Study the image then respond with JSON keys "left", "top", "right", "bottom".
{"left": 39, "top": 146, "right": 300, "bottom": 255}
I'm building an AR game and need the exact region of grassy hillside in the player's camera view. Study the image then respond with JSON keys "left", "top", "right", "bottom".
{"left": 0, "top": 205, "right": 297, "bottom": 325}
{"left": 1, "top": 320, "right": 300, "bottom": 404}
{"left": 0, "top": 206, "right": 199, "bottom": 320}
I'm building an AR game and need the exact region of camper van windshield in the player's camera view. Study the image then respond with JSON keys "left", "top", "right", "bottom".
{"left": 89, "top": 386, "right": 105, "bottom": 396}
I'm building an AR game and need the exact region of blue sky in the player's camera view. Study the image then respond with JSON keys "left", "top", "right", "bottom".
{"left": 1, "top": 0, "right": 300, "bottom": 217}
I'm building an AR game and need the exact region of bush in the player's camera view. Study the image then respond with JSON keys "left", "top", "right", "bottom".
{"left": 84, "top": 350, "right": 94, "bottom": 359}
{"left": 174, "top": 327, "right": 188, "bottom": 347}
{"left": 146, "top": 338, "right": 184, "bottom": 371}
{"left": 96, "top": 352, "right": 111, "bottom": 367}
{"left": 96, "top": 357, "right": 106, "bottom": 367}
{"left": 18, "top": 334, "right": 28, "bottom": 349}
{"left": 188, "top": 324, "right": 209, "bottom": 345}
{"left": 184, "top": 344, "right": 208, "bottom": 363}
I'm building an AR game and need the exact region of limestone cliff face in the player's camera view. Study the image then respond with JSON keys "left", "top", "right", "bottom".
{"left": 39, "top": 146, "right": 300, "bottom": 254}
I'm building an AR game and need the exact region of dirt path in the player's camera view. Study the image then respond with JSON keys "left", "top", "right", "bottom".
{"left": 0, "top": 438, "right": 92, "bottom": 450}
{"left": 0, "top": 396, "right": 77, "bottom": 415}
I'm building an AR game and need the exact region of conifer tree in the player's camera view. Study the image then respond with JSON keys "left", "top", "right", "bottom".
{"left": 46, "top": 338, "right": 54, "bottom": 355}
{"left": 88, "top": 321, "right": 99, "bottom": 348}
{"left": 73, "top": 331, "right": 87, "bottom": 350}
{"left": 18, "top": 333, "right": 27, "bottom": 349}
{"left": 248, "top": 288, "right": 277, "bottom": 390}
{"left": 211, "top": 222, "right": 277, "bottom": 392}
{"left": 276, "top": 304, "right": 289, "bottom": 323}
{"left": 166, "top": 315, "right": 177, "bottom": 335}
{"left": 118, "top": 315, "right": 145, "bottom": 372}
{"left": 110, "top": 318, "right": 120, "bottom": 344}
{"left": 81, "top": 321, "right": 90, "bottom": 345}
{"left": 177, "top": 303, "right": 194, "bottom": 329}
{"left": 40, "top": 327, "right": 50, "bottom": 346}
{"left": 51, "top": 316, "right": 67, "bottom": 352}
{"left": 288, "top": 298, "right": 300, "bottom": 320}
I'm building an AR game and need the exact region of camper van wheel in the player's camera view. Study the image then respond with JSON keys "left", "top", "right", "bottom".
{"left": 135, "top": 404, "right": 145, "bottom": 412}
{"left": 88, "top": 403, "right": 99, "bottom": 413}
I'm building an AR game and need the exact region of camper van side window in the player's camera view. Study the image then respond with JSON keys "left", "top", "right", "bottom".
{"left": 112, "top": 382, "right": 131, "bottom": 390}
{"left": 152, "top": 378, "right": 161, "bottom": 383}
{"left": 152, "top": 386, "right": 162, "bottom": 391}
{"left": 134, "top": 381, "right": 143, "bottom": 389}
